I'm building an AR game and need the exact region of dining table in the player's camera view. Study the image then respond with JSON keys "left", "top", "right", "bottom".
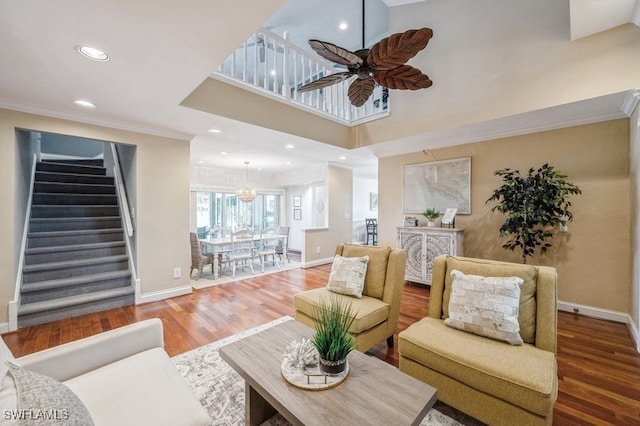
{"left": 198, "top": 234, "right": 288, "bottom": 279}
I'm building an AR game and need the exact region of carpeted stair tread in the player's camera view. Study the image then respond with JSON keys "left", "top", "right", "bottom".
{"left": 26, "top": 241, "right": 125, "bottom": 255}
{"left": 34, "top": 181, "right": 116, "bottom": 194}
{"left": 22, "top": 254, "right": 128, "bottom": 273}
{"left": 21, "top": 270, "right": 131, "bottom": 293}
{"left": 35, "top": 171, "right": 114, "bottom": 185}
{"left": 30, "top": 216, "right": 121, "bottom": 224}
{"left": 18, "top": 287, "right": 134, "bottom": 316}
{"left": 28, "top": 227, "right": 124, "bottom": 239}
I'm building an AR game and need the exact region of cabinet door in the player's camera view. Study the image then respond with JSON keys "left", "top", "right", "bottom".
{"left": 424, "top": 233, "right": 454, "bottom": 284}
{"left": 399, "top": 230, "right": 427, "bottom": 284}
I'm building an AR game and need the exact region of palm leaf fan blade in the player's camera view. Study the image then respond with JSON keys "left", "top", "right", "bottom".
{"left": 308, "top": 40, "right": 363, "bottom": 67}
{"left": 368, "top": 28, "right": 433, "bottom": 70}
{"left": 374, "top": 65, "right": 432, "bottom": 90}
{"left": 348, "top": 78, "right": 376, "bottom": 107}
{"left": 298, "top": 72, "right": 354, "bottom": 93}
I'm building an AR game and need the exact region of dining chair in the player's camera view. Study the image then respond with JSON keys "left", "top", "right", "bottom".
{"left": 189, "top": 232, "right": 214, "bottom": 280}
{"left": 226, "top": 228, "right": 256, "bottom": 278}
{"left": 365, "top": 218, "right": 378, "bottom": 245}
{"left": 275, "top": 226, "right": 290, "bottom": 263}
{"left": 256, "top": 228, "right": 281, "bottom": 272}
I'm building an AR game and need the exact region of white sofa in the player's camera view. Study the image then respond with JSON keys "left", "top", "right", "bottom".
{"left": 1, "top": 319, "right": 209, "bottom": 426}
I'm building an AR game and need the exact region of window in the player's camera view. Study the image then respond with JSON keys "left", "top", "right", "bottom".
{"left": 195, "top": 191, "right": 281, "bottom": 232}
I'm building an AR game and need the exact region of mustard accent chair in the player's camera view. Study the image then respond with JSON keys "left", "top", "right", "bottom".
{"left": 293, "top": 243, "right": 407, "bottom": 352}
{"left": 399, "top": 255, "right": 558, "bottom": 426}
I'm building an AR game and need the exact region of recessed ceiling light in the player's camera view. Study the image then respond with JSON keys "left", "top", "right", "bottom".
{"left": 208, "top": 128, "right": 222, "bottom": 134}
{"left": 77, "top": 46, "right": 109, "bottom": 62}
{"left": 286, "top": 161, "right": 292, "bottom": 165}
{"left": 270, "top": 69, "right": 276, "bottom": 76}
{"left": 220, "top": 151, "right": 229, "bottom": 155}
{"left": 197, "top": 160, "right": 204, "bottom": 164}
{"left": 339, "top": 156, "right": 347, "bottom": 160}
{"left": 285, "top": 144, "right": 295, "bottom": 149}
{"left": 73, "top": 99, "right": 96, "bottom": 108}
{"left": 339, "top": 22, "right": 348, "bottom": 31}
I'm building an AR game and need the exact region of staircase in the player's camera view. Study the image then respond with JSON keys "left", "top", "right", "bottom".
{"left": 18, "top": 158, "right": 134, "bottom": 327}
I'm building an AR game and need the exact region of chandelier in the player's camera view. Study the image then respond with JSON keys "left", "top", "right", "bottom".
{"left": 236, "top": 161, "right": 257, "bottom": 203}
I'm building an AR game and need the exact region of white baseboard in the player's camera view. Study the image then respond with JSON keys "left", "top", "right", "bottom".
{"left": 0, "top": 322, "right": 8, "bottom": 334}
{"left": 557, "top": 300, "right": 630, "bottom": 324}
{"left": 629, "top": 319, "right": 640, "bottom": 353}
{"left": 300, "top": 257, "right": 334, "bottom": 268}
{"left": 137, "top": 285, "right": 193, "bottom": 305}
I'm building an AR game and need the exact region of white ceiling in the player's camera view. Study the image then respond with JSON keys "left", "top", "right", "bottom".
{"left": 0, "top": 0, "right": 638, "bottom": 180}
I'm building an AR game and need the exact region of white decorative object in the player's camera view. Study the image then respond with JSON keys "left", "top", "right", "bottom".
{"left": 282, "top": 338, "right": 318, "bottom": 370}
{"left": 397, "top": 227, "right": 464, "bottom": 285}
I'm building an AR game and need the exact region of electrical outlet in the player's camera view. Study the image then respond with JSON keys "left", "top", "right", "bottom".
{"left": 173, "top": 267, "right": 181, "bottom": 279}
{"left": 316, "top": 246, "right": 321, "bottom": 254}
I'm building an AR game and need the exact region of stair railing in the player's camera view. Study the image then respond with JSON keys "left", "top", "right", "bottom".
{"left": 213, "top": 27, "right": 389, "bottom": 125}
{"left": 110, "top": 144, "right": 140, "bottom": 302}
{"left": 8, "top": 153, "right": 38, "bottom": 331}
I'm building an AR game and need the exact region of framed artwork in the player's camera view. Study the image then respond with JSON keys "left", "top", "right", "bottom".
{"left": 403, "top": 157, "right": 471, "bottom": 214}
{"left": 293, "top": 209, "right": 302, "bottom": 220}
{"left": 293, "top": 196, "right": 301, "bottom": 207}
{"left": 370, "top": 192, "right": 378, "bottom": 211}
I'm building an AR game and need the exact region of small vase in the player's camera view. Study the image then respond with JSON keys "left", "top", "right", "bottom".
{"left": 319, "top": 357, "right": 347, "bottom": 375}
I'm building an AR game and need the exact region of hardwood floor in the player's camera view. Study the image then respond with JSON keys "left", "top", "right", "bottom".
{"left": 3, "top": 264, "right": 640, "bottom": 425}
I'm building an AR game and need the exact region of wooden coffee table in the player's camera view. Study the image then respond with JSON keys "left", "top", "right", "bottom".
{"left": 219, "top": 320, "right": 437, "bottom": 426}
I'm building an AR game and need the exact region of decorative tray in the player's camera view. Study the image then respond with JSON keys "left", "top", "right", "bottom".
{"left": 280, "top": 360, "right": 349, "bottom": 391}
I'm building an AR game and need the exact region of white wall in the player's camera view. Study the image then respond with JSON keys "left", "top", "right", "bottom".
{"left": 630, "top": 100, "right": 640, "bottom": 350}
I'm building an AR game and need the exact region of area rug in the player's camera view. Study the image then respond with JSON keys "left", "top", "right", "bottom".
{"left": 191, "top": 261, "right": 301, "bottom": 290}
{"left": 172, "top": 316, "right": 479, "bottom": 426}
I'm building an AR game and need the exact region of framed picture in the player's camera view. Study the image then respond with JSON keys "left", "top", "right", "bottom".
{"left": 293, "top": 209, "right": 301, "bottom": 220}
{"left": 370, "top": 192, "right": 378, "bottom": 211}
{"left": 403, "top": 157, "right": 471, "bottom": 214}
{"left": 293, "top": 196, "right": 301, "bottom": 207}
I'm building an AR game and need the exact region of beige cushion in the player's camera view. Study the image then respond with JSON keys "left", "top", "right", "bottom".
{"left": 443, "top": 256, "right": 538, "bottom": 344}
{"left": 444, "top": 270, "right": 524, "bottom": 345}
{"left": 6, "top": 362, "right": 94, "bottom": 425}
{"left": 293, "top": 288, "right": 389, "bottom": 334}
{"left": 65, "top": 348, "right": 209, "bottom": 426}
{"left": 399, "top": 317, "right": 557, "bottom": 417}
{"left": 342, "top": 244, "right": 391, "bottom": 299}
{"left": 326, "top": 255, "right": 369, "bottom": 298}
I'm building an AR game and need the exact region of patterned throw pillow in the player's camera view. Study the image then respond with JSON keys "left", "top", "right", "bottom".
{"left": 5, "top": 362, "right": 94, "bottom": 426}
{"left": 326, "top": 255, "right": 369, "bottom": 298}
{"left": 444, "top": 269, "right": 524, "bottom": 345}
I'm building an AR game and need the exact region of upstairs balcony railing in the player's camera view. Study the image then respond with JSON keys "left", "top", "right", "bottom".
{"left": 213, "top": 27, "right": 389, "bottom": 126}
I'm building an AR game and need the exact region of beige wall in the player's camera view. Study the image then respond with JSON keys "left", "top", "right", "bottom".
{"left": 379, "top": 119, "right": 630, "bottom": 313}
{"left": 0, "top": 109, "right": 191, "bottom": 323}
{"left": 357, "top": 1, "right": 640, "bottom": 147}
{"left": 302, "top": 165, "right": 353, "bottom": 265}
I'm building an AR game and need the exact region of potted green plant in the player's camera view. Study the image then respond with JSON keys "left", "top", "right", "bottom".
{"left": 422, "top": 208, "right": 440, "bottom": 227}
{"left": 312, "top": 296, "right": 356, "bottom": 375}
{"left": 486, "top": 163, "right": 581, "bottom": 264}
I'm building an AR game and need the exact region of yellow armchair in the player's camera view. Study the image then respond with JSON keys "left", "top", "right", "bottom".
{"left": 399, "top": 255, "right": 558, "bottom": 426}
{"left": 293, "top": 243, "right": 407, "bottom": 352}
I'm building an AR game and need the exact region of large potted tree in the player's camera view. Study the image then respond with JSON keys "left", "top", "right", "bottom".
{"left": 486, "top": 163, "right": 581, "bottom": 264}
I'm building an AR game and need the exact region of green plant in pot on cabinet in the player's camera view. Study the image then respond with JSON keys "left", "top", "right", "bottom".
{"left": 312, "top": 297, "right": 356, "bottom": 375}
{"left": 422, "top": 208, "right": 440, "bottom": 227}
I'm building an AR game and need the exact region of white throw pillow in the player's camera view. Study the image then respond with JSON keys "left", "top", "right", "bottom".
{"left": 326, "top": 255, "right": 369, "bottom": 298}
{"left": 444, "top": 269, "right": 524, "bottom": 345}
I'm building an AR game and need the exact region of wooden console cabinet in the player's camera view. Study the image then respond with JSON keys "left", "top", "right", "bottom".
{"left": 397, "top": 227, "right": 464, "bottom": 285}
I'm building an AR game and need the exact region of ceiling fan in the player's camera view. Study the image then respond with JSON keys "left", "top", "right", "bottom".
{"left": 297, "top": 2, "right": 434, "bottom": 107}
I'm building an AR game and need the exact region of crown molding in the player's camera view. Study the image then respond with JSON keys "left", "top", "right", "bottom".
{"left": 622, "top": 89, "right": 640, "bottom": 116}
{"left": 0, "top": 99, "right": 194, "bottom": 141}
